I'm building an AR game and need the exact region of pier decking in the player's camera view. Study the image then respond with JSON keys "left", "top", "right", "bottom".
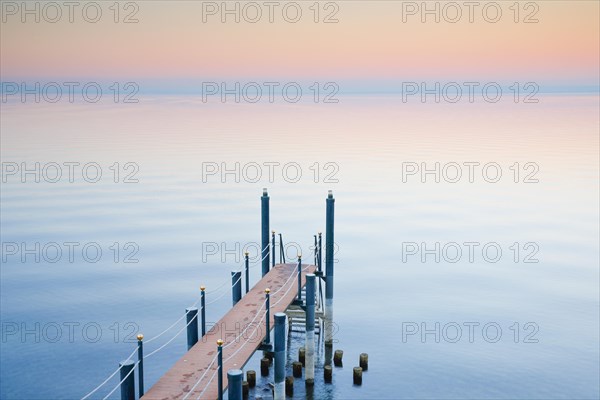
{"left": 142, "top": 263, "right": 316, "bottom": 400}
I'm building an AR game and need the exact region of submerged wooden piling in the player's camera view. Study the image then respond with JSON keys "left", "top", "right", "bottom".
{"left": 353, "top": 367, "right": 363, "bottom": 385}
{"left": 324, "top": 365, "right": 332, "bottom": 383}
{"left": 246, "top": 370, "right": 256, "bottom": 388}
{"left": 260, "top": 358, "right": 270, "bottom": 376}
{"left": 334, "top": 350, "right": 344, "bottom": 367}
{"left": 298, "top": 347, "right": 305, "bottom": 366}
{"left": 360, "top": 353, "right": 369, "bottom": 371}
{"left": 292, "top": 362, "right": 303, "bottom": 378}
{"left": 285, "top": 376, "right": 294, "bottom": 396}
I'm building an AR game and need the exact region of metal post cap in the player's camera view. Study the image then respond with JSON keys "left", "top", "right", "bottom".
{"left": 200, "top": 286, "right": 206, "bottom": 291}
{"left": 217, "top": 339, "right": 224, "bottom": 346}
{"left": 244, "top": 251, "right": 249, "bottom": 256}
{"left": 137, "top": 334, "right": 144, "bottom": 341}
{"left": 265, "top": 288, "right": 270, "bottom": 294}
{"left": 262, "top": 188, "right": 268, "bottom": 195}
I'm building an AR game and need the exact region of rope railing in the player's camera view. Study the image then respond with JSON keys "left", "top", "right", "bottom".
{"left": 182, "top": 355, "right": 219, "bottom": 400}
{"left": 80, "top": 346, "right": 139, "bottom": 400}
{"left": 144, "top": 312, "right": 199, "bottom": 360}
{"left": 194, "top": 366, "right": 219, "bottom": 400}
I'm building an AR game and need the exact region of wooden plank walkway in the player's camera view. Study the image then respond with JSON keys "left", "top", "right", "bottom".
{"left": 142, "top": 263, "right": 316, "bottom": 400}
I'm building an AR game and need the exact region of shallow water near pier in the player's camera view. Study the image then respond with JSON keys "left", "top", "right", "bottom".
{"left": 1, "top": 95, "right": 599, "bottom": 399}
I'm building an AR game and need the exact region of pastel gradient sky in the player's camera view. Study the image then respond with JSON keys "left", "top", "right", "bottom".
{"left": 1, "top": 1, "right": 599, "bottom": 91}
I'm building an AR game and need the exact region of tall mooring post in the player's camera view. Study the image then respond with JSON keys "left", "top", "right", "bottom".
{"left": 325, "top": 190, "right": 335, "bottom": 352}
{"left": 273, "top": 313, "right": 286, "bottom": 400}
{"left": 261, "top": 188, "right": 270, "bottom": 277}
{"left": 305, "top": 274, "right": 316, "bottom": 386}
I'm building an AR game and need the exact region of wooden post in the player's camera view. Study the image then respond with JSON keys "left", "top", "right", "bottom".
{"left": 242, "top": 381, "right": 249, "bottom": 399}
{"left": 323, "top": 365, "right": 332, "bottom": 383}
{"left": 285, "top": 376, "right": 294, "bottom": 396}
{"left": 246, "top": 370, "right": 256, "bottom": 388}
{"left": 298, "top": 347, "right": 305, "bottom": 366}
{"left": 292, "top": 362, "right": 302, "bottom": 378}
{"left": 260, "top": 358, "right": 270, "bottom": 376}
{"left": 360, "top": 353, "right": 369, "bottom": 371}
{"left": 334, "top": 350, "right": 343, "bottom": 367}
{"left": 353, "top": 367, "right": 363, "bottom": 385}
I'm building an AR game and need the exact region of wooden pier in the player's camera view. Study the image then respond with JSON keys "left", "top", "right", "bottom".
{"left": 142, "top": 263, "right": 316, "bottom": 400}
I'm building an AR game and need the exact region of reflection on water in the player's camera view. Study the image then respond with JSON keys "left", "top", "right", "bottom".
{"left": 1, "top": 95, "right": 598, "bottom": 399}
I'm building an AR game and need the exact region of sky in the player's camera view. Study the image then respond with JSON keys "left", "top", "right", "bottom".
{"left": 1, "top": 1, "right": 599, "bottom": 93}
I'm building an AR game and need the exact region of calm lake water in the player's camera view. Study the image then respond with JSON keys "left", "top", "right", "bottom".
{"left": 1, "top": 95, "right": 599, "bottom": 399}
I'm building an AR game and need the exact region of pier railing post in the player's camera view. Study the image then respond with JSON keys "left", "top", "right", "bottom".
{"left": 305, "top": 274, "right": 316, "bottom": 386}
{"left": 271, "top": 230, "right": 276, "bottom": 268}
{"left": 274, "top": 313, "right": 286, "bottom": 400}
{"left": 314, "top": 235, "right": 318, "bottom": 266}
{"left": 217, "top": 339, "right": 224, "bottom": 400}
{"left": 200, "top": 286, "right": 206, "bottom": 337}
{"left": 231, "top": 271, "right": 242, "bottom": 306}
{"left": 325, "top": 190, "right": 335, "bottom": 350}
{"left": 227, "top": 369, "right": 243, "bottom": 400}
{"left": 137, "top": 334, "right": 144, "bottom": 397}
{"left": 186, "top": 307, "right": 199, "bottom": 350}
{"left": 318, "top": 232, "right": 322, "bottom": 273}
{"left": 244, "top": 252, "right": 250, "bottom": 294}
{"left": 261, "top": 188, "right": 270, "bottom": 277}
{"left": 297, "top": 255, "right": 302, "bottom": 302}
{"left": 278, "top": 233, "right": 284, "bottom": 263}
{"left": 119, "top": 360, "right": 135, "bottom": 400}
{"left": 264, "top": 288, "right": 271, "bottom": 345}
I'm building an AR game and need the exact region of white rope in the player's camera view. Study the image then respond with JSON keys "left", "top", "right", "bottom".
{"left": 272, "top": 265, "right": 311, "bottom": 308}
{"left": 223, "top": 298, "right": 268, "bottom": 350}
{"left": 101, "top": 361, "right": 138, "bottom": 400}
{"left": 80, "top": 346, "right": 138, "bottom": 400}
{"left": 145, "top": 302, "right": 201, "bottom": 345}
{"left": 144, "top": 312, "right": 199, "bottom": 360}
{"left": 223, "top": 308, "right": 267, "bottom": 361}
{"left": 195, "top": 366, "right": 219, "bottom": 400}
{"left": 182, "top": 355, "right": 219, "bottom": 400}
